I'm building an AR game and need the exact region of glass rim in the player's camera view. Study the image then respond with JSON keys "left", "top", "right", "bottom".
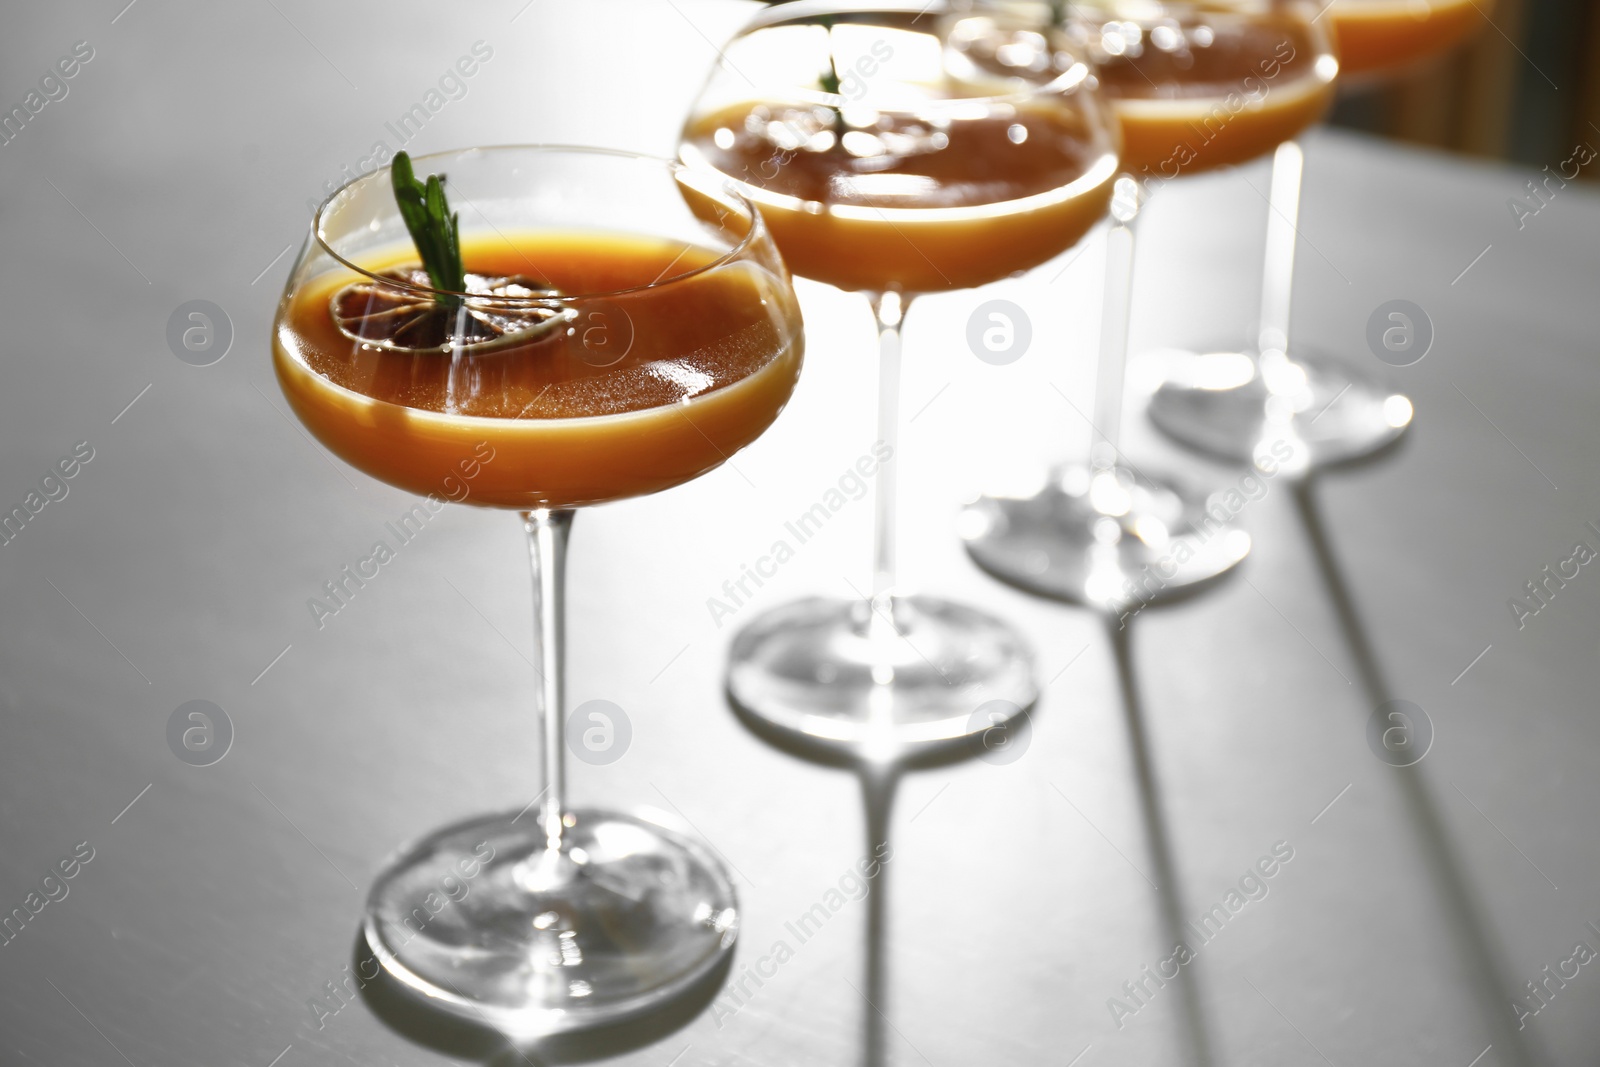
{"left": 722, "top": 0, "right": 1097, "bottom": 110}
{"left": 310, "top": 144, "right": 770, "bottom": 305}
{"left": 1057, "top": 0, "right": 1338, "bottom": 73}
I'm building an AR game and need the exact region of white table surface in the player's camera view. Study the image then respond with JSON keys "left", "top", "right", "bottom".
{"left": 1, "top": 2, "right": 1597, "bottom": 1065}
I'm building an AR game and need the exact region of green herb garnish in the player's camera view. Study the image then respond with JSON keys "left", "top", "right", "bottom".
{"left": 818, "top": 16, "right": 842, "bottom": 97}
{"left": 816, "top": 17, "right": 847, "bottom": 135}
{"left": 391, "top": 151, "right": 465, "bottom": 306}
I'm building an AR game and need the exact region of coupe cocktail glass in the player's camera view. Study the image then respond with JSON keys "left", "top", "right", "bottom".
{"left": 273, "top": 146, "right": 804, "bottom": 1032}
{"left": 1146, "top": 0, "right": 1485, "bottom": 468}
{"left": 962, "top": 1, "right": 1334, "bottom": 608}
{"left": 681, "top": 0, "right": 1118, "bottom": 754}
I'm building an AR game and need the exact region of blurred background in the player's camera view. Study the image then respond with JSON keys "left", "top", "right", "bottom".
{"left": 1329, "top": 0, "right": 1600, "bottom": 166}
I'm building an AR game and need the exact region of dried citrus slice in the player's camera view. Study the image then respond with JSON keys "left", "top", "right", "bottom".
{"left": 330, "top": 269, "right": 572, "bottom": 353}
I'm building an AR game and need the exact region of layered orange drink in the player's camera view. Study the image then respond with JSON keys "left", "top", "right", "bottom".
{"left": 1323, "top": 0, "right": 1489, "bottom": 79}
{"left": 1079, "top": 4, "right": 1339, "bottom": 177}
{"left": 679, "top": 11, "right": 1118, "bottom": 294}
{"left": 274, "top": 231, "right": 803, "bottom": 509}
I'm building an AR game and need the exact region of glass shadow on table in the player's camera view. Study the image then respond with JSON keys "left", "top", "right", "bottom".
{"left": 1107, "top": 463, "right": 1544, "bottom": 1066}
{"left": 355, "top": 928, "right": 731, "bottom": 1065}
{"left": 732, "top": 628, "right": 1224, "bottom": 1067}
{"left": 352, "top": 636, "right": 991, "bottom": 1064}
{"left": 1107, "top": 616, "right": 1220, "bottom": 1067}
{"left": 1291, "top": 476, "right": 1548, "bottom": 1067}
{"left": 1105, "top": 469, "right": 1540, "bottom": 1067}
{"left": 857, "top": 764, "right": 897, "bottom": 1067}
{"left": 730, "top": 689, "right": 1001, "bottom": 1067}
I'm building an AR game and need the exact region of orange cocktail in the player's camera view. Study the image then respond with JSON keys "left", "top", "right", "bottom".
{"left": 274, "top": 231, "right": 802, "bottom": 509}
{"left": 679, "top": 5, "right": 1118, "bottom": 295}
{"left": 275, "top": 147, "right": 807, "bottom": 1032}
{"left": 681, "top": 98, "right": 1117, "bottom": 293}
{"left": 1133, "top": 0, "right": 1424, "bottom": 472}
{"left": 1082, "top": 6, "right": 1338, "bottom": 177}
{"left": 1326, "top": 0, "right": 1489, "bottom": 79}
{"left": 675, "top": 2, "right": 1120, "bottom": 753}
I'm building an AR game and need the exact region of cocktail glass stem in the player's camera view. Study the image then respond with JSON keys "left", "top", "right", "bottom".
{"left": 1146, "top": 134, "right": 1410, "bottom": 468}
{"left": 868, "top": 290, "right": 908, "bottom": 631}
{"left": 522, "top": 507, "right": 574, "bottom": 854}
{"left": 960, "top": 169, "right": 1251, "bottom": 607}
{"left": 1090, "top": 174, "right": 1143, "bottom": 484}
{"left": 1257, "top": 138, "right": 1304, "bottom": 395}
{"left": 725, "top": 283, "right": 1037, "bottom": 752}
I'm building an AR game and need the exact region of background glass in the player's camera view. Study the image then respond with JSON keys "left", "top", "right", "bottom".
{"left": 681, "top": 0, "right": 1119, "bottom": 755}
{"left": 962, "top": 0, "right": 1334, "bottom": 605}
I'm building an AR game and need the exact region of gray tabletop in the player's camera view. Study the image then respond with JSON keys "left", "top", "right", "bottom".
{"left": 3, "top": 2, "right": 1598, "bottom": 1066}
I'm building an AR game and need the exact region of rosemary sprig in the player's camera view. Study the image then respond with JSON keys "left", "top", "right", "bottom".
{"left": 816, "top": 16, "right": 848, "bottom": 135}
{"left": 818, "top": 15, "right": 842, "bottom": 96}
{"left": 391, "top": 151, "right": 465, "bottom": 306}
